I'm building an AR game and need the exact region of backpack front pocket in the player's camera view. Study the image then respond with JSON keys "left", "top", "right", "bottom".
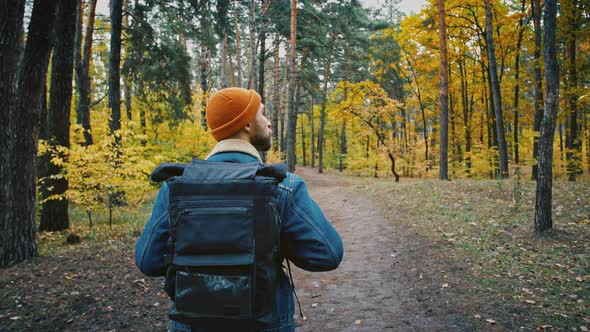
{"left": 174, "top": 268, "right": 253, "bottom": 319}
{"left": 175, "top": 206, "right": 254, "bottom": 255}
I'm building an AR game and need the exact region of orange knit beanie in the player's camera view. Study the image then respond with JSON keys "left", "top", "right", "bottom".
{"left": 206, "top": 88, "right": 261, "bottom": 141}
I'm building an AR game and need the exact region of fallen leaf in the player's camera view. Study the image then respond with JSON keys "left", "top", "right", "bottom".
{"left": 311, "top": 293, "right": 321, "bottom": 298}
{"left": 355, "top": 319, "right": 362, "bottom": 325}
{"left": 524, "top": 300, "right": 536, "bottom": 304}
{"left": 442, "top": 283, "right": 449, "bottom": 288}
{"left": 537, "top": 325, "right": 552, "bottom": 330}
{"left": 485, "top": 319, "right": 496, "bottom": 324}
{"left": 474, "top": 314, "right": 481, "bottom": 319}
{"left": 9, "top": 317, "right": 21, "bottom": 320}
{"left": 311, "top": 303, "right": 318, "bottom": 308}
{"left": 153, "top": 302, "right": 160, "bottom": 307}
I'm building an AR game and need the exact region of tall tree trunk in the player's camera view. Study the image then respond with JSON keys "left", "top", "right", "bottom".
{"left": 534, "top": 0, "right": 559, "bottom": 233}
{"left": 13, "top": 0, "right": 58, "bottom": 265}
{"left": 199, "top": 0, "right": 210, "bottom": 129}
{"left": 39, "top": 0, "right": 77, "bottom": 232}
{"left": 339, "top": 120, "right": 347, "bottom": 172}
{"left": 271, "top": 32, "right": 280, "bottom": 151}
{"left": 300, "top": 113, "right": 307, "bottom": 166}
{"left": 109, "top": 0, "right": 123, "bottom": 142}
{"left": 513, "top": 0, "right": 525, "bottom": 165}
{"left": 232, "top": 0, "right": 243, "bottom": 87}
{"left": 247, "top": 0, "right": 257, "bottom": 90}
{"left": 257, "top": 0, "right": 270, "bottom": 101}
{"left": 286, "top": 0, "right": 298, "bottom": 172}
{"left": 123, "top": 0, "right": 132, "bottom": 121}
{"left": 280, "top": 63, "right": 288, "bottom": 154}
{"left": 0, "top": 0, "right": 26, "bottom": 267}
{"left": 310, "top": 96, "right": 315, "bottom": 168}
{"left": 221, "top": 31, "right": 228, "bottom": 88}
{"left": 437, "top": 0, "right": 449, "bottom": 180}
{"left": 76, "top": 0, "right": 97, "bottom": 146}
{"left": 484, "top": 0, "right": 509, "bottom": 178}
{"left": 531, "top": 0, "right": 543, "bottom": 180}
{"left": 565, "top": 0, "right": 581, "bottom": 181}
{"left": 459, "top": 56, "right": 472, "bottom": 174}
{"left": 318, "top": 34, "right": 335, "bottom": 174}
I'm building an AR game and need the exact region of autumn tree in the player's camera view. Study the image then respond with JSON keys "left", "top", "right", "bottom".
{"left": 39, "top": 0, "right": 78, "bottom": 232}
{"left": 534, "top": 0, "right": 559, "bottom": 233}
{"left": 437, "top": 0, "right": 449, "bottom": 180}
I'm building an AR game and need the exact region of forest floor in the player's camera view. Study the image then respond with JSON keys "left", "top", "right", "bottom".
{"left": 1, "top": 167, "right": 589, "bottom": 331}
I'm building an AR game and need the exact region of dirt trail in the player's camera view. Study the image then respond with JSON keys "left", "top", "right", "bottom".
{"left": 1, "top": 168, "right": 479, "bottom": 332}
{"left": 292, "top": 167, "right": 474, "bottom": 332}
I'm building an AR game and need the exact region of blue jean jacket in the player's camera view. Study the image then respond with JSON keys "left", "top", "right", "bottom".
{"left": 134, "top": 152, "right": 344, "bottom": 332}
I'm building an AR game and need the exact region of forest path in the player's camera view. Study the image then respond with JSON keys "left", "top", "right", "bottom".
{"left": 292, "top": 167, "right": 474, "bottom": 332}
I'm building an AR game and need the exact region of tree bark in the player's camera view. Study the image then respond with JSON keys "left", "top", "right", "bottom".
{"left": 257, "top": 0, "right": 270, "bottom": 101}
{"left": 0, "top": 0, "right": 27, "bottom": 267}
{"left": 247, "top": 0, "right": 257, "bottom": 90}
{"left": 513, "top": 0, "right": 525, "bottom": 165}
{"left": 484, "top": 0, "right": 509, "bottom": 178}
{"left": 310, "top": 96, "right": 315, "bottom": 168}
{"left": 199, "top": 0, "right": 210, "bottom": 129}
{"left": 534, "top": 0, "right": 559, "bottom": 233}
{"left": 286, "top": 0, "right": 298, "bottom": 172}
{"left": 271, "top": 32, "right": 280, "bottom": 151}
{"left": 531, "top": 0, "right": 543, "bottom": 180}
{"left": 565, "top": 0, "right": 581, "bottom": 181}
{"left": 300, "top": 113, "right": 306, "bottom": 166}
{"left": 339, "top": 120, "right": 347, "bottom": 172}
{"left": 40, "top": 0, "right": 78, "bottom": 232}
{"left": 11, "top": 0, "right": 58, "bottom": 266}
{"left": 109, "top": 0, "right": 123, "bottom": 142}
{"left": 123, "top": 0, "right": 132, "bottom": 121}
{"left": 76, "top": 0, "right": 97, "bottom": 146}
{"left": 232, "top": 0, "right": 243, "bottom": 87}
{"left": 318, "top": 34, "right": 335, "bottom": 174}
{"left": 437, "top": 0, "right": 449, "bottom": 180}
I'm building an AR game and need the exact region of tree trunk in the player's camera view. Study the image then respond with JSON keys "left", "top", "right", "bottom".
{"left": 339, "top": 120, "right": 347, "bottom": 172}
{"left": 123, "top": 0, "right": 132, "bottom": 121}
{"left": 0, "top": 0, "right": 26, "bottom": 267}
{"left": 199, "top": 0, "right": 210, "bottom": 129}
{"left": 512, "top": 0, "right": 525, "bottom": 165}
{"left": 257, "top": 0, "right": 270, "bottom": 101}
{"left": 11, "top": 0, "right": 58, "bottom": 266}
{"left": 247, "top": 0, "right": 257, "bottom": 90}
{"left": 534, "top": 0, "right": 559, "bottom": 233}
{"left": 232, "top": 0, "right": 243, "bottom": 87}
{"left": 531, "top": 0, "right": 543, "bottom": 180}
{"left": 271, "top": 32, "right": 280, "bottom": 151}
{"left": 437, "top": 0, "right": 449, "bottom": 180}
{"left": 565, "top": 0, "right": 581, "bottom": 181}
{"left": 76, "top": 0, "right": 97, "bottom": 146}
{"left": 310, "top": 96, "right": 315, "bottom": 168}
{"left": 280, "top": 62, "right": 287, "bottom": 154}
{"left": 286, "top": 0, "right": 298, "bottom": 172}
{"left": 318, "top": 34, "right": 335, "bottom": 174}
{"left": 300, "top": 113, "right": 306, "bottom": 166}
{"left": 484, "top": 0, "right": 509, "bottom": 178}
{"left": 39, "top": 0, "right": 77, "bottom": 232}
{"left": 109, "top": 0, "right": 123, "bottom": 142}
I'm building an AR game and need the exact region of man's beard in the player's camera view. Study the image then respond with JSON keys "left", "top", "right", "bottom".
{"left": 251, "top": 131, "right": 271, "bottom": 151}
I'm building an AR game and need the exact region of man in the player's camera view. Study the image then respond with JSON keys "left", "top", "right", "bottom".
{"left": 135, "top": 87, "right": 344, "bottom": 332}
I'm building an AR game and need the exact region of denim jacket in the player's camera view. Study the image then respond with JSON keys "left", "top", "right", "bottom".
{"left": 135, "top": 151, "right": 344, "bottom": 332}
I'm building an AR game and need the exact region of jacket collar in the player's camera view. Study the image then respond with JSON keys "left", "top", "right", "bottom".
{"left": 205, "top": 139, "right": 262, "bottom": 162}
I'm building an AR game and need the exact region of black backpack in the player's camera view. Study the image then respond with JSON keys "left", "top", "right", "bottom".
{"left": 150, "top": 159, "right": 287, "bottom": 331}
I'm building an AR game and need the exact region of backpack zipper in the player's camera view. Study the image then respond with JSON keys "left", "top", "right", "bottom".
{"left": 179, "top": 206, "right": 250, "bottom": 216}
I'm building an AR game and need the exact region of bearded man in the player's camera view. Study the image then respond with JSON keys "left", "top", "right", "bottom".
{"left": 135, "top": 87, "right": 343, "bottom": 332}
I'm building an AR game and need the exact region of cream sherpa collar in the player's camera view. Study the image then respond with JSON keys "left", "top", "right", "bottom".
{"left": 205, "top": 139, "right": 262, "bottom": 162}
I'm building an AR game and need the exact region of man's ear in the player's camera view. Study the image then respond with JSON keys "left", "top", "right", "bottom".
{"left": 243, "top": 122, "right": 252, "bottom": 134}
